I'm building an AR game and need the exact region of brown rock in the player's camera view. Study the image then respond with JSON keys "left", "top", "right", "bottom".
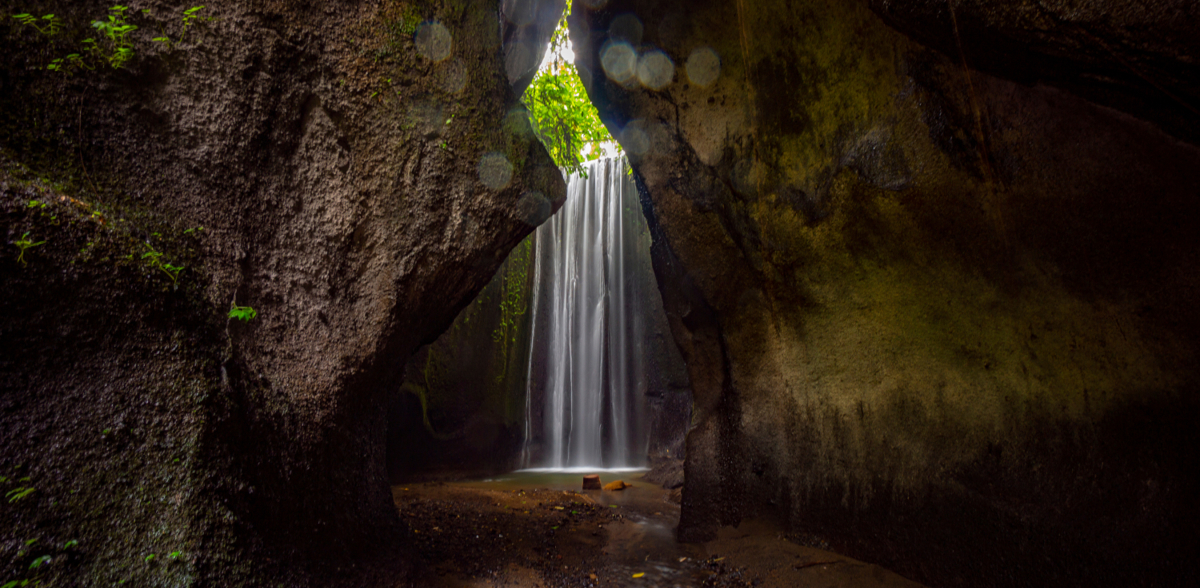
{"left": 582, "top": 475, "right": 602, "bottom": 490}
{"left": 573, "top": 2, "right": 1200, "bottom": 587}
{"left": 668, "top": 487, "right": 683, "bottom": 505}
{"left": 0, "top": 1, "right": 564, "bottom": 585}
{"left": 603, "top": 480, "right": 631, "bottom": 491}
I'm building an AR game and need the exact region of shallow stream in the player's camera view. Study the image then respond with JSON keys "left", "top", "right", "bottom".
{"left": 394, "top": 470, "right": 925, "bottom": 588}
{"left": 459, "top": 470, "right": 704, "bottom": 587}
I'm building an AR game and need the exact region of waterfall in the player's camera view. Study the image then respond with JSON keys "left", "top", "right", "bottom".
{"left": 524, "top": 157, "right": 651, "bottom": 470}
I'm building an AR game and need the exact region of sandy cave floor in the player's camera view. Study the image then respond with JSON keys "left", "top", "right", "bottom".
{"left": 389, "top": 472, "right": 926, "bottom": 588}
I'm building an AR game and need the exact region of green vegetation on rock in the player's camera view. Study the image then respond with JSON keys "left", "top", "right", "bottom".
{"left": 10, "top": 5, "right": 214, "bottom": 73}
{"left": 228, "top": 304, "right": 257, "bottom": 322}
{"left": 521, "top": 6, "right": 615, "bottom": 176}
{"left": 150, "top": 5, "right": 211, "bottom": 50}
{"left": 12, "top": 232, "right": 44, "bottom": 265}
{"left": 491, "top": 237, "right": 532, "bottom": 384}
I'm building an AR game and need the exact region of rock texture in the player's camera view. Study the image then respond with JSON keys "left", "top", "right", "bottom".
{"left": 571, "top": 0, "right": 1200, "bottom": 586}
{"left": 387, "top": 236, "right": 537, "bottom": 479}
{"left": 1, "top": 1, "right": 562, "bottom": 585}
{"left": 602, "top": 480, "right": 630, "bottom": 491}
{"left": 502, "top": 0, "right": 566, "bottom": 93}
{"left": 867, "top": 0, "right": 1200, "bottom": 143}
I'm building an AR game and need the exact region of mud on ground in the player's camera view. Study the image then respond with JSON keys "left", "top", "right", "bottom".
{"left": 391, "top": 479, "right": 926, "bottom": 588}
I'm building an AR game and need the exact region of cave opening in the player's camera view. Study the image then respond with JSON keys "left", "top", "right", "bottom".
{"left": 384, "top": 153, "right": 693, "bottom": 479}
{"left": 7, "top": 0, "right": 1199, "bottom": 586}
{"left": 385, "top": 1, "right": 691, "bottom": 483}
{"left": 382, "top": 5, "right": 702, "bottom": 574}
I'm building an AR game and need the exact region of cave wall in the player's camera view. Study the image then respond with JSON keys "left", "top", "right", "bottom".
{"left": 1, "top": 1, "right": 563, "bottom": 585}
{"left": 387, "top": 234, "right": 537, "bottom": 478}
{"left": 571, "top": 0, "right": 1200, "bottom": 586}
{"left": 866, "top": 0, "right": 1200, "bottom": 145}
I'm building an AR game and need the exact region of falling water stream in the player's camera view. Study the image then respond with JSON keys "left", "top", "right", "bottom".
{"left": 523, "top": 157, "right": 651, "bottom": 470}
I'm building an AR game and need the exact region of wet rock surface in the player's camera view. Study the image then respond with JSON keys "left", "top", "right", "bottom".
{"left": 865, "top": 0, "right": 1200, "bottom": 143}
{"left": 571, "top": 0, "right": 1200, "bottom": 586}
{"left": 1, "top": 1, "right": 563, "bottom": 585}
{"left": 602, "top": 480, "right": 632, "bottom": 492}
{"left": 387, "top": 239, "right": 537, "bottom": 481}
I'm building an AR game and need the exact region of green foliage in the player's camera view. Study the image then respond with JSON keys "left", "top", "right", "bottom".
{"left": 521, "top": 9, "right": 616, "bottom": 176}
{"left": 152, "top": 6, "right": 212, "bottom": 50}
{"left": 182, "top": 6, "right": 207, "bottom": 31}
{"left": 386, "top": 5, "right": 421, "bottom": 38}
{"left": 89, "top": 5, "right": 137, "bottom": 69}
{"left": 20, "top": 4, "right": 213, "bottom": 73}
{"left": 367, "top": 5, "right": 421, "bottom": 64}
{"left": 1, "top": 580, "right": 39, "bottom": 588}
{"left": 46, "top": 53, "right": 89, "bottom": 72}
{"left": 15, "top": 5, "right": 137, "bottom": 72}
{"left": 1, "top": 474, "right": 65, "bottom": 586}
{"left": 141, "top": 243, "right": 184, "bottom": 283}
{"left": 5, "top": 486, "right": 35, "bottom": 503}
{"left": 143, "top": 553, "right": 155, "bottom": 563}
{"left": 11, "top": 13, "right": 60, "bottom": 36}
{"left": 13, "top": 232, "right": 45, "bottom": 266}
{"left": 369, "top": 77, "right": 392, "bottom": 100}
{"left": 228, "top": 304, "right": 257, "bottom": 322}
{"left": 490, "top": 239, "right": 532, "bottom": 384}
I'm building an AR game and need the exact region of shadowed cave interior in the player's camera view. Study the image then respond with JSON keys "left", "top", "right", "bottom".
{"left": 1, "top": 1, "right": 1198, "bottom": 587}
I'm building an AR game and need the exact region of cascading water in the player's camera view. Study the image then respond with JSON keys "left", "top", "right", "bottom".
{"left": 523, "top": 157, "right": 652, "bottom": 470}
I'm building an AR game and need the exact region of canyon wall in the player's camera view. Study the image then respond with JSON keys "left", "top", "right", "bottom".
{"left": 388, "top": 235, "right": 537, "bottom": 478}
{"left": 571, "top": 0, "right": 1200, "bottom": 586}
{"left": 0, "top": 1, "right": 562, "bottom": 585}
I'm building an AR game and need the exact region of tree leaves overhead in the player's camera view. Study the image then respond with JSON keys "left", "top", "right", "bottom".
{"left": 521, "top": 11, "right": 617, "bottom": 177}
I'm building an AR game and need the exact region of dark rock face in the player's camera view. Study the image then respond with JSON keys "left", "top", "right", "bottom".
{"left": 571, "top": 0, "right": 1200, "bottom": 586}
{"left": 387, "top": 236, "right": 537, "bottom": 479}
{"left": 1, "top": 1, "right": 562, "bottom": 585}
{"left": 866, "top": 0, "right": 1200, "bottom": 143}
{"left": 502, "top": 0, "right": 567, "bottom": 94}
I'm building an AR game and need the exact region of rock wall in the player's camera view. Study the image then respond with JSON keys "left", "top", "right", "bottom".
{"left": 0, "top": 1, "right": 563, "bottom": 585}
{"left": 866, "top": 0, "right": 1200, "bottom": 144}
{"left": 571, "top": 0, "right": 1200, "bottom": 586}
{"left": 387, "top": 235, "right": 537, "bottom": 478}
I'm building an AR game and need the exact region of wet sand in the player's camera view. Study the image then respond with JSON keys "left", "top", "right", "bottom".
{"left": 391, "top": 471, "right": 926, "bottom": 587}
